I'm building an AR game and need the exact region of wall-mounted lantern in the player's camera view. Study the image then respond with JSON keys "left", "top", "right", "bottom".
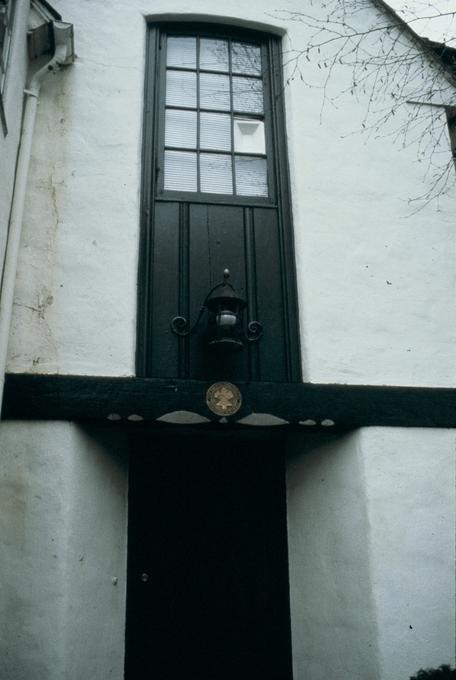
{"left": 205, "top": 269, "right": 246, "bottom": 351}
{"left": 171, "top": 269, "right": 263, "bottom": 352}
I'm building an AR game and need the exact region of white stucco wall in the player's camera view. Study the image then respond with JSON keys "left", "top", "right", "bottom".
{"left": 5, "top": 0, "right": 456, "bottom": 385}
{"left": 287, "top": 427, "right": 456, "bottom": 680}
{"left": 1, "top": 423, "right": 453, "bottom": 680}
{"left": 0, "top": 421, "right": 128, "bottom": 680}
{"left": 364, "top": 428, "right": 455, "bottom": 680}
{"left": 0, "top": 0, "right": 29, "bottom": 281}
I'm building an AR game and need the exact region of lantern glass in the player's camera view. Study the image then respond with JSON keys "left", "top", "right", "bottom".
{"left": 207, "top": 304, "right": 244, "bottom": 351}
{"left": 217, "top": 310, "right": 238, "bottom": 327}
{"left": 205, "top": 269, "right": 246, "bottom": 351}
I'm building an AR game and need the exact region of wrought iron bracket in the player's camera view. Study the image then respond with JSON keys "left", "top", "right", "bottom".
{"left": 246, "top": 321, "right": 263, "bottom": 342}
{"left": 171, "top": 315, "right": 263, "bottom": 342}
{"left": 170, "top": 316, "right": 191, "bottom": 336}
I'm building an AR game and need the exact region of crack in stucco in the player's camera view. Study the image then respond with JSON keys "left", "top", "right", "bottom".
{"left": 49, "top": 171, "right": 62, "bottom": 244}
{"left": 14, "top": 293, "right": 54, "bottom": 320}
{"left": 82, "top": 57, "right": 139, "bottom": 71}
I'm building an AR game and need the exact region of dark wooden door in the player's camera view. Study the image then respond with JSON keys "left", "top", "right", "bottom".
{"left": 125, "top": 435, "right": 292, "bottom": 680}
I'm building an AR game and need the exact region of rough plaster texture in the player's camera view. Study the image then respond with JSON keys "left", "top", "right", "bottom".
{"left": 4, "top": 0, "right": 455, "bottom": 385}
{"left": 362, "top": 428, "right": 456, "bottom": 679}
{"left": 0, "top": 0, "right": 29, "bottom": 282}
{"left": 0, "top": 421, "right": 128, "bottom": 680}
{"left": 286, "top": 428, "right": 456, "bottom": 680}
{"left": 287, "top": 431, "right": 382, "bottom": 680}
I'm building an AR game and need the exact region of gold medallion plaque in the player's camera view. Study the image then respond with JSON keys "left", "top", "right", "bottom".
{"left": 206, "top": 382, "right": 242, "bottom": 417}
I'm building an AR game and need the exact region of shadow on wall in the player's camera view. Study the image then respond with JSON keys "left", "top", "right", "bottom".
{"left": 59, "top": 424, "right": 129, "bottom": 680}
{"left": 286, "top": 431, "right": 382, "bottom": 680}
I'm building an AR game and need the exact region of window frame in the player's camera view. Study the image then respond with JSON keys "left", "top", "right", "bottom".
{"left": 138, "top": 21, "right": 301, "bottom": 382}
{"left": 153, "top": 23, "right": 279, "bottom": 207}
{"left": 0, "top": 0, "right": 16, "bottom": 135}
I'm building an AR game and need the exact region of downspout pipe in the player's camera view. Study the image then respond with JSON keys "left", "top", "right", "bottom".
{"left": 0, "top": 31, "right": 73, "bottom": 417}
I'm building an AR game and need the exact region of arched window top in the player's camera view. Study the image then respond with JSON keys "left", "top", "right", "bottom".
{"left": 145, "top": 15, "right": 286, "bottom": 38}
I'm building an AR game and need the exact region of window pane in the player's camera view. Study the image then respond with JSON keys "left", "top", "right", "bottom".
{"left": 235, "top": 156, "right": 268, "bottom": 196}
{"left": 234, "top": 117, "right": 265, "bottom": 154}
{"left": 200, "top": 154, "right": 233, "bottom": 194}
{"left": 165, "top": 109, "right": 197, "bottom": 149}
{"left": 164, "top": 150, "right": 197, "bottom": 191}
{"left": 200, "top": 38, "right": 229, "bottom": 72}
{"left": 200, "top": 112, "right": 231, "bottom": 151}
{"left": 232, "top": 42, "right": 262, "bottom": 75}
{"left": 166, "top": 70, "right": 197, "bottom": 108}
{"left": 166, "top": 36, "right": 196, "bottom": 68}
{"left": 200, "top": 73, "right": 230, "bottom": 111}
{"left": 233, "top": 77, "right": 263, "bottom": 114}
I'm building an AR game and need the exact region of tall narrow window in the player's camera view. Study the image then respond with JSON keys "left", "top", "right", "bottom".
{"left": 0, "top": 0, "right": 15, "bottom": 134}
{"left": 161, "top": 35, "right": 269, "bottom": 198}
{"left": 138, "top": 24, "right": 301, "bottom": 383}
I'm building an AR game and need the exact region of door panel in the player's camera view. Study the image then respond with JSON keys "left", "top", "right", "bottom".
{"left": 147, "top": 202, "right": 181, "bottom": 378}
{"left": 125, "top": 436, "right": 292, "bottom": 680}
{"left": 146, "top": 200, "right": 292, "bottom": 382}
{"left": 187, "top": 203, "right": 250, "bottom": 380}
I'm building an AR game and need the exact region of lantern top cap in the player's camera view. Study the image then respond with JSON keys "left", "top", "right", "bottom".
{"left": 205, "top": 268, "right": 246, "bottom": 309}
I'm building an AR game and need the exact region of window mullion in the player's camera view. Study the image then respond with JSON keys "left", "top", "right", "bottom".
{"left": 196, "top": 35, "right": 201, "bottom": 194}
{"left": 228, "top": 38, "right": 237, "bottom": 196}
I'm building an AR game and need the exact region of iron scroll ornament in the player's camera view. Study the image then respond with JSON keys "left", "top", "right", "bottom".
{"left": 170, "top": 317, "right": 264, "bottom": 342}
{"left": 170, "top": 269, "right": 263, "bottom": 349}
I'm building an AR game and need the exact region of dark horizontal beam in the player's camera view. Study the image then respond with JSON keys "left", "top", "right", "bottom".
{"left": 2, "top": 373, "right": 456, "bottom": 429}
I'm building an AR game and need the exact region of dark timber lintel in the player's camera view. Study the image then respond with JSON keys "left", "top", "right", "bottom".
{"left": 2, "top": 373, "right": 455, "bottom": 429}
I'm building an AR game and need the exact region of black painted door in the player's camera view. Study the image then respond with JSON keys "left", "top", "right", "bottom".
{"left": 125, "top": 435, "right": 292, "bottom": 680}
{"left": 137, "top": 24, "right": 301, "bottom": 383}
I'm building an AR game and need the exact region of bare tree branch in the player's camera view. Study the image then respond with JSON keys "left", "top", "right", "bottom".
{"left": 272, "top": 0, "right": 456, "bottom": 208}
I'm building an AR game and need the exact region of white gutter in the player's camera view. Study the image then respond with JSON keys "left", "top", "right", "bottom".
{"left": 0, "top": 26, "right": 73, "bottom": 417}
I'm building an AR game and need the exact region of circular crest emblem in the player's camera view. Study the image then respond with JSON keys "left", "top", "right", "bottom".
{"left": 206, "top": 382, "right": 242, "bottom": 417}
